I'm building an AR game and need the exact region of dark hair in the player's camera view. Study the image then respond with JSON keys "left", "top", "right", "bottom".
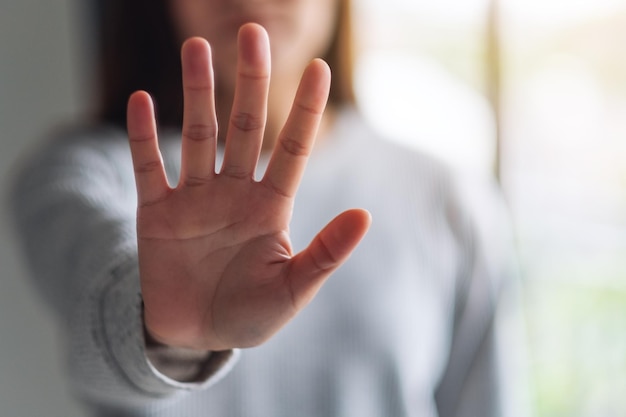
{"left": 94, "top": 0, "right": 356, "bottom": 128}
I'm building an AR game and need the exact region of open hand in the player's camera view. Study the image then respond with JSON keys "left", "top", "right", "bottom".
{"left": 126, "top": 23, "right": 370, "bottom": 351}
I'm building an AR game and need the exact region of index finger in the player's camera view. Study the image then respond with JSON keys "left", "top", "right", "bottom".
{"left": 261, "top": 59, "right": 331, "bottom": 198}
{"left": 127, "top": 91, "right": 169, "bottom": 206}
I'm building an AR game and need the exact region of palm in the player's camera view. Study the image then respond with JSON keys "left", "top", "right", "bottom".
{"left": 127, "top": 24, "right": 370, "bottom": 351}
{"left": 137, "top": 176, "right": 296, "bottom": 351}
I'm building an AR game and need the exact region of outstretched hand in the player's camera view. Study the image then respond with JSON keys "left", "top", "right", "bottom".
{"left": 126, "top": 23, "right": 370, "bottom": 351}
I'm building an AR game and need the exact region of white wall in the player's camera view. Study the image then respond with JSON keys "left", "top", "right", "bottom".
{"left": 0, "top": 1, "right": 87, "bottom": 415}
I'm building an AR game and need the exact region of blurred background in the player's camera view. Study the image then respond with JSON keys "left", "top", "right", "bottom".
{"left": 1, "top": 0, "right": 625, "bottom": 416}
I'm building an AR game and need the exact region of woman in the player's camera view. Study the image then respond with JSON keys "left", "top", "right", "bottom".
{"left": 9, "top": 0, "right": 519, "bottom": 416}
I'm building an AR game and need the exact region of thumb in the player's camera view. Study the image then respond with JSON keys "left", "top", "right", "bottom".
{"left": 286, "top": 208, "right": 371, "bottom": 308}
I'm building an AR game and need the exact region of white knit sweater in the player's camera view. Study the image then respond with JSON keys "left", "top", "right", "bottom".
{"left": 9, "top": 107, "right": 519, "bottom": 417}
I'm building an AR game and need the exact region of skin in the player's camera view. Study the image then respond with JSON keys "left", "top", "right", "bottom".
{"left": 167, "top": 0, "right": 339, "bottom": 150}
{"left": 126, "top": 14, "right": 370, "bottom": 350}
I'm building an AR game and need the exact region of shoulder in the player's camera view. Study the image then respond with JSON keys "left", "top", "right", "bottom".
{"left": 334, "top": 106, "right": 514, "bottom": 259}
{"left": 338, "top": 106, "right": 505, "bottom": 199}
{"left": 6, "top": 123, "right": 135, "bottom": 207}
{"left": 330, "top": 106, "right": 456, "bottom": 188}
{"left": 37, "top": 123, "right": 129, "bottom": 158}
{"left": 332, "top": 107, "right": 489, "bottom": 219}
{"left": 10, "top": 123, "right": 129, "bottom": 174}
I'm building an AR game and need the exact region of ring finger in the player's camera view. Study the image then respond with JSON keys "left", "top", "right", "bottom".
{"left": 180, "top": 37, "right": 218, "bottom": 186}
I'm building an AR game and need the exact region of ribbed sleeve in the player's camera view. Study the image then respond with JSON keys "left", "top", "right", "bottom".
{"left": 6, "top": 109, "right": 528, "bottom": 417}
{"left": 7, "top": 127, "right": 237, "bottom": 409}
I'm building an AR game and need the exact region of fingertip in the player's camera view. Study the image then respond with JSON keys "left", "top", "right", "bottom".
{"left": 183, "top": 36, "right": 210, "bottom": 48}
{"left": 127, "top": 91, "right": 155, "bottom": 131}
{"left": 128, "top": 90, "right": 152, "bottom": 108}
{"left": 336, "top": 208, "right": 372, "bottom": 242}
{"left": 310, "top": 58, "right": 331, "bottom": 76}
{"left": 238, "top": 22, "right": 269, "bottom": 42}
{"left": 181, "top": 38, "right": 212, "bottom": 75}
{"left": 353, "top": 208, "right": 373, "bottom": 229}
{"left": 299, "top": 59, "right": 331, "bottom": 105}
{"left": 305, "top": 58, "right": 331, "bottom": 84}
{"left": 237, "top": 23, "right": 271, "bottom": 69}
{"left": 182, "top": 36, "right": 211, "bottom": 57}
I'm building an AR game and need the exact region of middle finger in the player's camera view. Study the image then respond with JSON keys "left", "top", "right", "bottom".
{"left": 220, "top": 23, "right": 270, "bottom": 179}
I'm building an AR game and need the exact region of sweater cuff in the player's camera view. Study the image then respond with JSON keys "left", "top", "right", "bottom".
{"left": 101, "top": 257, "right": 239, "bottom": 396}
{"left": 144, "top": 325, "right": 236, "bottom": 384}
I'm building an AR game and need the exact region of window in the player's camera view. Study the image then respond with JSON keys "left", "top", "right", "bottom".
{"left": 355, "top": 1, "right": 626, "bottom": 416}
